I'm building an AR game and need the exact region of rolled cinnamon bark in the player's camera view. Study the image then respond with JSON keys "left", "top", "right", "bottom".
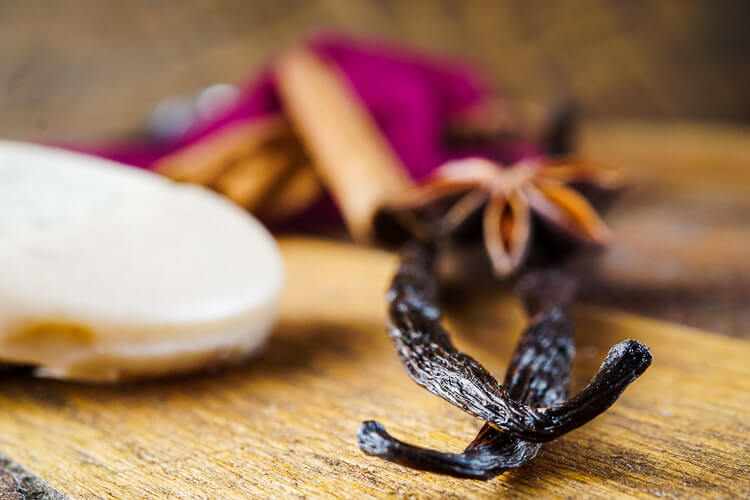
{"left": 275, "top": 48, "right": 412, "bottom": 243}
{"left": 258, "top": 162, "right": 323, "bottom": 222}
{"left": 213, "top": 145, "right": 298, "bottom": 211}
{"left": 154, "top": 115, "right": 290, "bottom": 185}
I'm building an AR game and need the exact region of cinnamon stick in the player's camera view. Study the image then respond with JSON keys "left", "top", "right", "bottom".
{"left": 213, "top": 145, "right": 298, "bottom": 211}
{"left": 275, "top": 48, "right": 412, "bottom": 243}
{"left": 154, "top": 114, "right": 289, "bottom": 185}
{"left": 258, "top": 162, "right": 323, "bottom": 222}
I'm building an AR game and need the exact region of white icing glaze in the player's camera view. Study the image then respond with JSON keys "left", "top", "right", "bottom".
{"left": 0, "top": 141, "right": 284, "bottom": 381}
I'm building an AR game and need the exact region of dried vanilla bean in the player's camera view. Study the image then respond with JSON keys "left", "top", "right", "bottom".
{"left": 358, "top": 243, "right": 652, "bottom": 477}
{"left": 358, "top": 272, "right": 574, "bottom": 478}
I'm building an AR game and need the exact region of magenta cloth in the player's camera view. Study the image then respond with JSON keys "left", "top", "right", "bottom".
{"left": 69, "top": 35, "right": 537, "bottom": 175}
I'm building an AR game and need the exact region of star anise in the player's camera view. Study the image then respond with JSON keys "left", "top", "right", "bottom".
{"left": 377, "top": 157, "right": 625, "bottom": 276}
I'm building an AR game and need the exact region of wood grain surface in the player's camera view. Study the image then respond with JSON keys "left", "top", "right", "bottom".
{"left": 0, "top": 238, "right": 747, "bottom": 498}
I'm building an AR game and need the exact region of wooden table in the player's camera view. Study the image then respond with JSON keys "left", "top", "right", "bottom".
{"left": 0, "top": 122, "right": 749, "bottom": 497}
{"left": 0, "top": 235, "right": 748, "bottom": 498}
{"left": 0, "top": 113, "right": 749, "bottom": 500}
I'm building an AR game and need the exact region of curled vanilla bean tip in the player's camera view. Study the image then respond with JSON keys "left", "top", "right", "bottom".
{"left": 357, "top": 421, "right": 393, "bottom": 456}
{"left": 531, "top": 339, "right": 653, "bottom": 440}
{"left": 568, "top": 339, "right": 653, "bottom": 404}
{"left": 357, "top": 420, "right": 531, "bottom": 479}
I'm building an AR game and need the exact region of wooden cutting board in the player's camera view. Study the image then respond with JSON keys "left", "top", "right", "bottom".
{"left": 0, "top": 238, "right": 747, "bottom": 498}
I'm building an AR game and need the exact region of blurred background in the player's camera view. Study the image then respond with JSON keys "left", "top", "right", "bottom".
{"left": 1, "top": 0, "right": 749, "bottom": 141}
{"left": 1, "top": 0, "right": 749, "bottom": 338}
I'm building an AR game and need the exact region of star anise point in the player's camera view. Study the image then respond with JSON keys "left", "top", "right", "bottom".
{"left": 380, "top": 157, "right": 621, "bottom": 277}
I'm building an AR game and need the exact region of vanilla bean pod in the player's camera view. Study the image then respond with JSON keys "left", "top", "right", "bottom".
{"left": 358, "top": 270, "right": 576, "bottom": 478}
{"left": 358, "top": 243, "right": 652, "bottom": 477}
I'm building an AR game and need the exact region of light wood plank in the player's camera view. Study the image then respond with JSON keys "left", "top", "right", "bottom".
{"left": 0, "top": 239, "right": 746, "bottom": 498}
